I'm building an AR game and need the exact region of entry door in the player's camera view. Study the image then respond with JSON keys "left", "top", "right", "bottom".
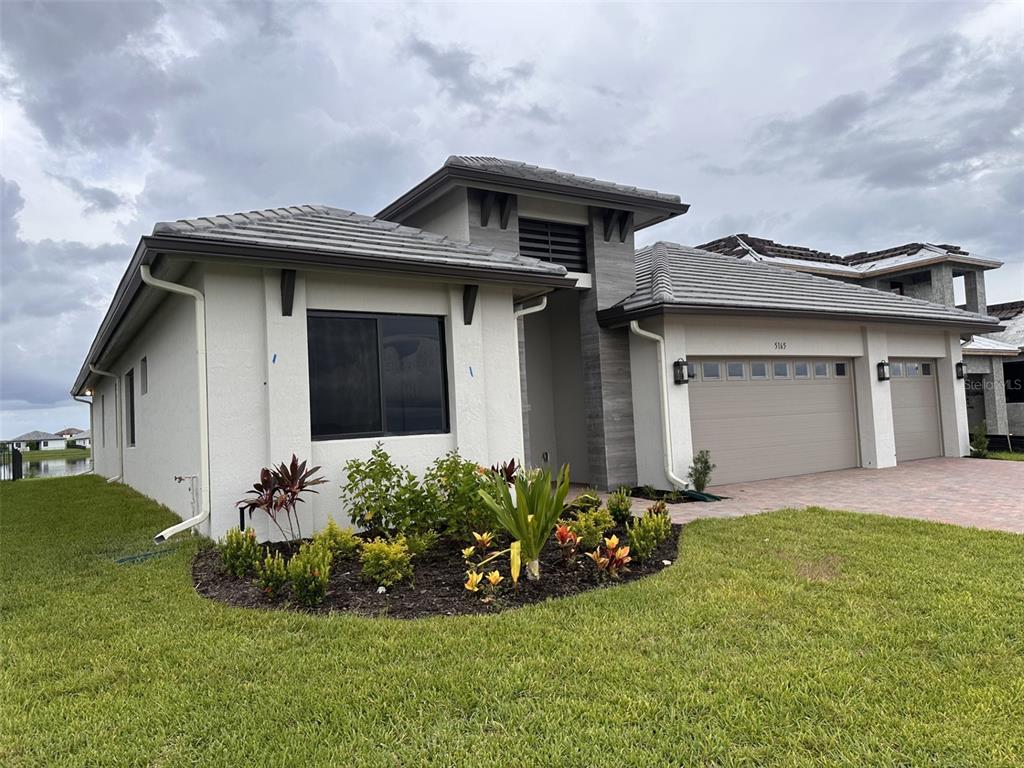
{"left": 689, "top": 358, "right": 859, "bottom": 485}
{"left": 891, "top": 359, "right": 942, "bottom": 461}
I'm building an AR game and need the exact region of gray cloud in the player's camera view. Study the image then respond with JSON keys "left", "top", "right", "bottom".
{"left": 48, "top": 174, "right": 126, "bottom": 212}
{"left": 1, "top": 176, "right": 124, "bottom": 409}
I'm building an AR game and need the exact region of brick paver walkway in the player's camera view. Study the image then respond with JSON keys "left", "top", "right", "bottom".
{"left": 627, "top": 458, "right": 1023, "bottom": 534}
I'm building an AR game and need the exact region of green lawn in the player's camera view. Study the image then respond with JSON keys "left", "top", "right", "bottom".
{"left": 2, "top": 477, "right": 1022, "bottom": 767}
{"left": 14, "top": 447, "right": 90, "bottom": 461}
{"left": 988, "top": 450, "right": 1024, "bottom": 462}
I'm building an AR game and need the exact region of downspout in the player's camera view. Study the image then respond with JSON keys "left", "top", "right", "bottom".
{"left": 72, "top": 394, "right": 93, "bottom": 474}
{"left": 513, "top": 295, "right": 547, "bottom": 319}
{"left": 88, "top": 365, "right": 123, "bottom": 482}
{"left": 629, "top": 320, "right": 688, "bottom": 489}
{"left": 139, "top": 265, "right": 211, "bottom": 543}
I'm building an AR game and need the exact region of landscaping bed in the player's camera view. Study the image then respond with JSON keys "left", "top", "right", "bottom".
{"left": 193, "top": 524, "right": 682, "bottom": 618}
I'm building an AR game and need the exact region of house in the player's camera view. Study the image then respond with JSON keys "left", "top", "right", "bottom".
{"left": 72, "top": 156, "right": 1002, "bottom": 541}
{"left": 10, "top": 431, "right": 67, "bottom": 451}
{"left": 697, "top": 234, "right": 1021, "bottom": 440}
{"left": 67, "top": 430, "right": 92, "bottom": 448}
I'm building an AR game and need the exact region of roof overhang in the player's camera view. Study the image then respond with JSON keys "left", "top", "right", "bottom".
{"left": 376, "top": 165, "right": 690, "bottom": 231}
{"left": 72, "top": 234, "right": 576, "bottom": 396}
{"left": 596, "top": 302, "right": 1004, "bottom": 334}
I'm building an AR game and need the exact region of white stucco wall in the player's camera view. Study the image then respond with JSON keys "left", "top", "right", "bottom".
{"left": 629, "top": 314, "right": 969, "bottom": 489}
{"left": 401, "top": 188, "right": 470, "bottom": 242}
{"left": 90, "top": 282, "right": 201, "bottom": 519}
{"left": 197, "top": 265, "right": 525, "bottom": 540}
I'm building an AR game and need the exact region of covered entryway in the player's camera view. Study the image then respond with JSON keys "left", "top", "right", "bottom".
{"left": 689, "top": 358, "right": 859, "bottom": 485}
{"left": 891, "top": 359, "right": 942, "bottom": 461}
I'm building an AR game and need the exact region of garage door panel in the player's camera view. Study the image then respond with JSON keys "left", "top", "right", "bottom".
{"left": 690, "top": 359, "right": 858, "bottom": 485}
{"left": 891, "top": 359, "right": 941, "bottom": 462}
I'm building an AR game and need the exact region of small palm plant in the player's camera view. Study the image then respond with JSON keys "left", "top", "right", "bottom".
{"left": 478, "top": 464, "right": 570, "bottom": 581}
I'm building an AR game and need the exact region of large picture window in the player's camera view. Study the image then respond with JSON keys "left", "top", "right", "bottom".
{"left": 307, "top": 311, "right": 449, "bottom": 440}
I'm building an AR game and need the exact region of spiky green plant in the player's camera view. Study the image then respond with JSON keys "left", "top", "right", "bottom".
{"left": 478, "top": 464, "right": 570, "bottom": 581}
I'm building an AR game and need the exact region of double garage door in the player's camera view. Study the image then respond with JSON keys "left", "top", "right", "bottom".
{"left": 689, "top": 357, "right": 943, "bottom": 486}
{"left": 689, "top": 358, "right": 859, "bottom": 485}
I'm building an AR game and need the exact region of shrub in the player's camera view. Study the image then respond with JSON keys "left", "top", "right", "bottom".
{"left": 287, "top": 542, "right": 331, "bottom": 608}
{"left": 341, "top": 443, "right": 435, "bottom": 535}
{"left": 360, "top": 537, "right": 413, "bottom": 588}
{"left": 587, "top": 534, "right": 632, "bottom": 579}
{"left": 565, "top": 489, "right": 602, "bottom": 516}
{"left": 554, "top": 523, "right": 580, "bottom": 563}
{"left": 479, "top": 464, "right": 571, "bottom": 581}
{"left": 237, "top": 455, "right": 326, "bottom": 541}
{"left": 571, "top": 506, "right": 615, "bottom": 551}
{"left": 970, "top": 421, "right": 989, "bottom": 459}
{"left": 220, "top": 527, "right": 261, "bottom": 578}
{"left": 423, "top": 452, "right": 495, "bottom": 537}
{"left": 628, "top": 505, "right": 672, "bottom": 562}
{"left": 314, "top": 517, "right": 362, "bottom": 560}
{"left": 489, "top": 457, "right": 519, "bottom": 485}
{"left": 405, "top": 530, "right": 440, "bottom": 557}
{"left": 256, "top": 550, "right": 288, "bottom": 598}
{"left": 688, "top": 450, "right": 716, "bottom": 493}
{"left": 606, "top": 487, "right": 634, "bottom": 527}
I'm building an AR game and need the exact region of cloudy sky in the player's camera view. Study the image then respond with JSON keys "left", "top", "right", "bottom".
{"left": 1, "top": 1, "right": 1022, "bottom": 437}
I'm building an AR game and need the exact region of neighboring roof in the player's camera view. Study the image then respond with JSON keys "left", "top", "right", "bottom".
{"left": 377, "top": 155, "right": 689, "bottom": 228}
{"left": 151, "top": 204, "right": 570, "bottom": 281}
{"left": 597, "top": 242, "right": 1003, "bottom": 332}
{"left": 696, "top": 234, "right": 1002, "bottom": 276}
{"left": 73, "top": 430, "right": 91, "bottom": 440}
{"left": 962, "top": 335, "right": 1021, "bottom": 356}
{"left": 11, "top": 431, "right": 62, "bottom": 441}
{"left": 56, "top": 427, "right": 83, "bottom": 436}
{"left": 987, "top": 300, "right": 1024, "bottom": 321}
{"left": 73, "top": 204, "right": 576, "bottom": 396}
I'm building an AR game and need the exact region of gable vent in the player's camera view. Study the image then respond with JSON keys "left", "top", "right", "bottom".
{"left": 518, "top": 218, "right": 587, "bottom": 272}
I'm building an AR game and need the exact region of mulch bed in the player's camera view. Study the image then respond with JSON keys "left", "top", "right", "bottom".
{"left": 631, "top": 487, "right": 695, "bottom": 503}
{"left": 193, "top": 524, "right": 682, "bottom": 619}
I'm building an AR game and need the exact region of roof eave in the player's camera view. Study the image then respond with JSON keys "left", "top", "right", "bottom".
{"left": 596, "top": 302, "right": 1004, "bottom": 333}
{"left": 376, "top": 166, "right": 690, "bottom": 229}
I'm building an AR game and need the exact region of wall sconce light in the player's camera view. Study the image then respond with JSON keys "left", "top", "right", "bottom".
{"left": 876, "top": 361, "right": 891, "bottom": 381}
{"left": 673, "top": 358, "right": 690, "bottom": 385}
{"left": 84, "top": 389, "right": 93, "bottom": 397}
{"left": 955, "top": 361, "right": 965, "bottom": 380}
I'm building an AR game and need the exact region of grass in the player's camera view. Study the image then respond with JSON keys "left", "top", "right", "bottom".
{"left": 987, "top": 450, "right": 1024, "bottom": 461}
{"left": 15, "top": 447, "right": 90, "bottom": 461}
{"left": 2, "top": 476, "right": 1022, "bottom": 767}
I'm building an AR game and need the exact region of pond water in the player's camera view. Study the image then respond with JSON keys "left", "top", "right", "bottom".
{"left": 0, "top": 458, "right": 91, "bottom": 481}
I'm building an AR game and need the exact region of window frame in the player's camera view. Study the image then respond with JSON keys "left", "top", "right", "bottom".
{"left": 834, "top": 361, "right": 849, "bottom": 377}
{"left": 890, "top": 361, "right": 904, "bottom": 377}
{"left": 307, "top": 310, "right": 451, "bottom": 441}
{"left": 750, "top": 361, "right": 770, "bottom": 380}
{"left": 921, "top": 362, "right": 932, "bottom": 376}
{"left": 794, "top": 361, "right": 811, "bottom": 379}
{"left": 140, "top": 356, "right": 148, "bottom": 395}
{"left": 905, "top": 361, "right": 922, "bottom": 377}
{"left": 124, "top": 369, "right": 136, "bottom": 447}
{"left": 726, "top": 361, "right": 746, "bottom": 380}
{"left": 772, "top": 361, "right": 790, "bottom": 379}
{"left": 701, "top": 361, "right": 722, "bottom": 381}
{"left": 813, "top": 361, "right": 830, "bottom": 379}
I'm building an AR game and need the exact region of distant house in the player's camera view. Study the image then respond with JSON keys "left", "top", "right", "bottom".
{"left": 10, "top": 431, "right": 67, "bottom": 451}
{"left": 66, "top": 430, "right": 91, "bottom": 449}
{"left": 55, "top": 427, "right": 84, "bottom": 440}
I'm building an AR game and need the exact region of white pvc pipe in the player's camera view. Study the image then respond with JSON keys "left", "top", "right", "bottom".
{"left": 513, "top": 296, "right": 547, "bottom": 319}
{"left": 629, "top": 320, "right": 688, "bottom": 490}
{"left": 139, "top": 265, "right": 211, "bottom": 543}
{"left": 88, "top": 364, "right": 123, "bottom": 482}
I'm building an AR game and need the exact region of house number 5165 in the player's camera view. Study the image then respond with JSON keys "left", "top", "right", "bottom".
{"left": 774, "top": 341, "right": 787, "bottom": 350}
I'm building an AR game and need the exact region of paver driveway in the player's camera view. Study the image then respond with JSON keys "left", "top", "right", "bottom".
{"left": 657, "top": 457, "right": 1024, "bottom": 533}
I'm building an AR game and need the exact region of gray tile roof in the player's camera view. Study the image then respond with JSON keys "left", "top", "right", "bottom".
{"left": 599, "top": 242, "right": 1002, "bottom": 331}
{"left": 11, "top": 431, "right": 62, "bottom": 441}
{"left": 445, "top": 156, "right": 683, "bottom": 205}
{"left": 151, "top": 204, "right": 568, "bottom": 280}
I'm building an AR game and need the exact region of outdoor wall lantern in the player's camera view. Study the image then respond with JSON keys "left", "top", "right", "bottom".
{"left": 876, "top": 361, "right": 891, "bottom": 382}
{"left": 673, "top": 358, "right": 690, "bottom": 385}
{"left": 955, "top": 361, "right": 965, "bottom": 380}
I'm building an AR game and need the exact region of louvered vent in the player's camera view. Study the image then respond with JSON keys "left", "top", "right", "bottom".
{"left": 518, "top": 218, "right": 588, "bottom": 272}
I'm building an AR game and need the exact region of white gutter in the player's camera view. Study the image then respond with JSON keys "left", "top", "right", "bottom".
{"left": 88, "top": 365, "right": 122, "bottom": 482}
{"left": 139, "top": 265, "right": 211, "bottom": 543}
{"left": 514, "top": 296, "right": 547, "bottom": 319}
{"left": 71, "top": 394, "right": 94, "bottom": 474}
{"left": 628, "top": 320, "right": 688, "bottom": 490}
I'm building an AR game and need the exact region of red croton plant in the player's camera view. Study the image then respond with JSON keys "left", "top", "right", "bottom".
{"left": 237, "top": 455, "right": 327, "bottom": 543}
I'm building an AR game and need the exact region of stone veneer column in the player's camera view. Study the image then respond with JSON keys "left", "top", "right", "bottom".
{"left": 578, "top": 207, "right": 638, "bottom": 489}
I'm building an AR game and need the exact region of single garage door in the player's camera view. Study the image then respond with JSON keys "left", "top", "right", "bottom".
{"left": 689, "top": 358, "right": 859, "bottom": 485}
{"left": 891, "top": 359, "right": 942, "bottom": 461}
